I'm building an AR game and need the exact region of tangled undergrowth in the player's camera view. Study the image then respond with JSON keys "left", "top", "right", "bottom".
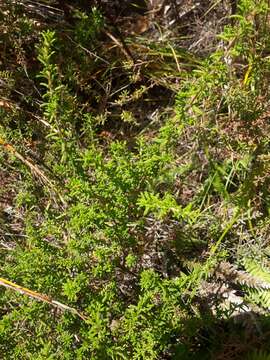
{"left": 1, "top": 0, "right": 270, "bottom": 359}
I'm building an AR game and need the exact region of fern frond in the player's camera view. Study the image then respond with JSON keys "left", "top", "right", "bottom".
{"left": 246, "top": 288, "right": 270, "bottom": 309}
{"left": 243, "top": 258, "right": 270, "bottom": 285}
{"left": 215, "top": 261, "right": 270, "bottom": 290}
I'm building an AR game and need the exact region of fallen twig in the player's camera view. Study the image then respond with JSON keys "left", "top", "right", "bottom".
{"left": 104, "top": 29, "right": 135, "bottom": 63}
{"left": 0, "top": 276, "right": 87, "bottom": 321}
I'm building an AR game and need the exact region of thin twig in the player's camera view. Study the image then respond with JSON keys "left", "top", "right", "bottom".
{"left": 104, "top": 29, "right": 134, "bottom": 63}
{"left": 64, "top": 34, "right": 110, "bottom": 65}
{"left": 0, "top": 97, "right": 59, "bottom": 134}
{"left": 0, "top": 276, "right": 87, "bottom": 321}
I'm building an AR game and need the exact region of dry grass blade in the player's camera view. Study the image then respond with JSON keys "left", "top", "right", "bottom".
{"left": 9, "top": 0, "right": 64, "bottom": 21}
{"left": 104, "top": 29, "right": 135, "bottom": 63}
{"left": 0, "top": 137, "right": 66, "bottom": 206}
{"left": 0, "top": 137, "right": 51, "bottom": 184}
{"left": 0, "top": 276, "right": 87, "bottom": 321}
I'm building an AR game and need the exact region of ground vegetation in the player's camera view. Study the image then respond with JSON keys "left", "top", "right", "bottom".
{"left": 1, "top": 0, "right": 270, "bottom": 359}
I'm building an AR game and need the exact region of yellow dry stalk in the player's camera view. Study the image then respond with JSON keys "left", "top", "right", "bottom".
{"left": 0, "top": 276, "right": 87, "bottom": 321}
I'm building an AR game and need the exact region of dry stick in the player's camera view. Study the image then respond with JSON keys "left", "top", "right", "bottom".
{"left": 26, "top": 112, "right": 59, "bottom": 135}
{"left": 0, "top": 97, "right": 59, "bottom": 135}
{"left": 0, "top": 137, "right": 52, "bottom": 185}
{"left": 0, "top": 137, "right": 66, "bottom": 206}
{"left": 0, "top": 276, "right": 87, "bottom": 321}
{"left": 104, "top": 29, "right": 135, "bottom": 64}
{"left": 103, "top": 15, "right": 135, "bottom": 63}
